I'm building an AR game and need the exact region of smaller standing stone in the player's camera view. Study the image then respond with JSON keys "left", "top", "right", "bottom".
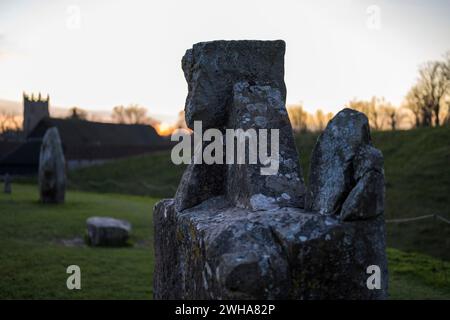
{"left": 39, "top": 127, "right": 66, "bottom": 203}
{"left": 3, "top": 173, "right": 11, "bottom": 194}
{"left": 86, "top": 217, "right": 132, "bottom": 247}
{"left": 306, "top": 108, "right": 384, "bottom": 219}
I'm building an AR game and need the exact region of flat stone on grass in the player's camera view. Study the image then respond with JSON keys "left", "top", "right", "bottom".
{"left": 86, "top": 217, "right": 131, "bottom": 247}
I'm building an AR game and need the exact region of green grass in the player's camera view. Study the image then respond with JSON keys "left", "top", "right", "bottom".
{"left": 371, "top": 128, "right": 450, "bottom": 260}
{"left": 1, "top": 184, "right": 449, "bottom": 299}
{"left": 388, "top": 248, "right": 450, "bottom": 299}
{"left": 0, "top": 184, "right": 157, "bottom": 299}
{"left": 68, "top": 151, "right": 185, "bottom": 198}
{"left": 67, "top": 126, "right": 450, "bottom": 261}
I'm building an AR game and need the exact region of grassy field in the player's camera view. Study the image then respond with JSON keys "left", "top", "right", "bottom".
{"left": 0, "top": 184, "right": 449, "bottom": 299}
{"left": 0, "top": 184, "right": 157, "bottom": 299}
{"left": 68, "top": 152, "right": 185, "bottom": 198}
{"left": 67, "top": 126, "right": 450, "bottom": 260}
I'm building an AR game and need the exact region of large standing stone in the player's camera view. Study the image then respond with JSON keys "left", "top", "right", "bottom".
{"left": 39, "top": 127, "right": 66, "bottom": 203}
{"left": 182, "top": 40, "right": 286, "bottom": 130}
{"left": 175, "top": 40, "right": 306, "bottom": 212}
{"left": 154, "top": 41, "right": 388, "bottom": 300}
{"left": 86, "top": 217, "right": 131, "bottom": 247}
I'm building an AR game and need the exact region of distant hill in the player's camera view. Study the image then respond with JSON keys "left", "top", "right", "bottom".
{"left": 63, "top": 126, "right": 450, "bottom": 260}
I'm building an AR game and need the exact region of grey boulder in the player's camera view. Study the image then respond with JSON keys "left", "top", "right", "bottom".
{"left": 86, "top": 217, "right": 131, "bottom": 247}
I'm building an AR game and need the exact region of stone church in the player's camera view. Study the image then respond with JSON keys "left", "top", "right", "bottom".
{"left": 22, "top": 92, "right": 50, "bottom": 137}
{"left": 0, "top": 93, "right": 171, "bottom": 174}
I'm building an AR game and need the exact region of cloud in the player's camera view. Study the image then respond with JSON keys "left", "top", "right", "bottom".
{"left": 0, "top": 34, "right": 6, "bottom": 59}
{"left": 0, "top": 38, "right": 6, "bottom": 60}
{"left": 0, "top": 32, "right": 13, "bottom": 59}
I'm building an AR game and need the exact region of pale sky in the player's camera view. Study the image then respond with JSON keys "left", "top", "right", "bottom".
{"left": 0, "top": 0, "right": 449, "bottom": 121}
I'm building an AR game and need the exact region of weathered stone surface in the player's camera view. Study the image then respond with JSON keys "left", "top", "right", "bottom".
{"left": 174, "top": 161, "right": 226, "bottom": 212}
{"left": 3, "top": 173, "right": 11, "bottom": 194}
{"left": 153, "top": 197, "right": 388, "bottom": 299}
{"left": 306, "top": 108, "right": 384, "bottom": 221}
{"left": 153, "top": 199, "right": 181, "bottom": 299}
{"left": 182, "top": 40, "right": 286, "bottom": 129}
{"left": 155, "top": 41, "right": 388, "bottom": 300}
{"left": 39, "top": 127, "right": 66, "bottom": 203}
{"left": 176, "top": 41, "right": 305, "bottom": 211}
{"left": 86, "top": 217, "right": 131, "bottom": 247}
{"left": 226, "top": 81, "right": 305, "bottom": 209}
{"left": 340, "top": 145, "right": 384, "bottom": 221}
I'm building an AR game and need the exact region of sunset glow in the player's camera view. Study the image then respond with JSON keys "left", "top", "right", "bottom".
{"left": 154, "top": 122, "right": 175, "bottom": 136}
{"left": 0, "top": 0, "right": 449, "bottom": 122}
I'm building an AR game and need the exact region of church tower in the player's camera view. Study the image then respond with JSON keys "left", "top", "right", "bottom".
{"left": 23, "top": 92, "right": 50, "bottom": 136}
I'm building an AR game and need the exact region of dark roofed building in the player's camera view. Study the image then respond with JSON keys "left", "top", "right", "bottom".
{"left": 0, "top": 140, "right": 23, "bottom": 157}
{"left": 0, "top": 139, "right": 41, "bottom": 175}
{"left": 0, "top": 117, "right": 172, "bottom": 175}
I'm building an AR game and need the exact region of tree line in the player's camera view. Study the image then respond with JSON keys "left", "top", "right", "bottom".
{"left": 1, "top": 51, "right": 449, "bottom": 136}
{"left": 405, "top": 52, "right": 450, "bottom": 127}
{"left": 288, "top": 51, "right": 450, "bottom": 132}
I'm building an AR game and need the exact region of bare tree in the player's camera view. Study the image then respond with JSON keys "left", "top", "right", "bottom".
{"left": 112, "top": 104, "right": 149, "bottom": 124}
{"left": 381, "top": 105, "right": 404, "bottom": 131}
{"left": 405, "top": 57, "right": 449, "bottom": 128}
{"left": 418, "top": 61, "right": 448, "bottom": 126}
{"left": 442, "top": 51, "right": 450, "bottom": 125}
{"left": 0, "top": 111, "right": 21, "bottom": 133}
{"left": 287, "top": 104, "right": 309, "bottom": 132}
{"left": 405, "top": 84, "right": 427, "bottom": 127}
{"left": 67, "top": 107, "right": 88, "bottom": 120}
{"left": 175, "top": 110, "right": 188, "bottom": 129}
{"left": 112, "top": 105, "right": 126, "bottom": 123}
{"left": 347, "top": 97, "right": 387, "bottom": 130}
{"left": 314, "top": 109, "right": 326, "bottom": 131}
{"left": 311, "top": 109, "right": 333, "bottom": 132}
